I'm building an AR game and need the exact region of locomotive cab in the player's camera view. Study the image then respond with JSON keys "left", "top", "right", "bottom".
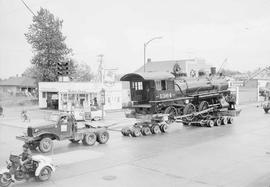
{"left": 120, "top": 72, "right": 175, "bottom": 113}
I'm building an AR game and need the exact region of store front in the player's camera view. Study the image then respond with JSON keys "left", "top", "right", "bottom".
{"left": 39, "top": 82, "right": 122, "bottom": 111}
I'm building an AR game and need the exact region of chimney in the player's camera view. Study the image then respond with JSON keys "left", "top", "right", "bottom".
{"left": 210, "top": 67, "right": 216, "bottom": 75}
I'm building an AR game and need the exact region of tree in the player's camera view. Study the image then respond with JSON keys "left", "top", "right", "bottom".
{"left": 25, "top": 8, "right": 75, "bottom": 82}
{"left": 73, "top": 63, "right": 94, "bottom": 82}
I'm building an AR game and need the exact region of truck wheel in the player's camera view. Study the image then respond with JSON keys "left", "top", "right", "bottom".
{"left": 228, "top": 117, "right": 234, "bottom": 124}
{"left": 141, "top": 126, "right": 151, "bottom": 136}
{"left": 264, "top": 108, "right": 269, "bottom": 113}
{"left": 131, "top": 127, "right": 141, "bottom": 137}
{"left": 69, "top": 139, "right": 80, "bottom": 143}
{"left": 39, "top": 137, "right": 53, "bottom": 153}
{"left": 221, "top": 117, "right": 228, "bottom": 125}
{"left": 82, "top": 132, "right": 96, "bottom": 146}
{"left": 97, "top": 131, "right": 109, "bottom": 144}
{"left": 151, "top": 124, "right": 160, "bottom": 134}
{"left": 160, "top": 123, "right": 169, "bottom": 133}
{"left": 37, "top": 166, "right": 52, "bottom": 181}
{"left": 207, "top": 120, "right": 214, "bottom": 127}
{"left": 215, "top": 119, "right": 222, "bottom": 126}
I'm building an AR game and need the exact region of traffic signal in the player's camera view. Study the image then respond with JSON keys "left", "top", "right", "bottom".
{"left": 62, "top": 62, "right": 69, "bottom": 76}
{"left": 57, "top": 62, "right": 63, "bottom": 76}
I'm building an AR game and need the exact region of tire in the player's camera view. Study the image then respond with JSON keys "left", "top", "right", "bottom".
{"left": 207, "top": 120, "right": 214, "bottom": 127}
{"left": 141, "top": 126, "right": 151, "bottom": 136}
{"left": 121, "top": 127, "right": 129, "bottom": 136}
{"left": 69, "top": 139, "right": 80, "bottom": 143}
{"left": 183, "top": 103, "right": 196, "bottom": 121}
{"left": 14, "top": 170, "right": 24, "bottom": 181}
{"left": 82, "top": 132, "right": 96, "bottom": 146}
{"left": 150, "top": 124, "right": 160, "bottom": 134}
{"left": 221, "top": 117, "right": 228, "bottom": 125}
{"left": 215, "top": 119, "right": 222, "bottom": 126}
{"left": 264, "top": 108, "right": 269, "bottom": 113}
{"left": 131, "top": 127, "right": 141, "bottom": 137}
{"left": 97, "top": 131, "right": 109, "bottom": 144}
{"left": 228, "top": 117, "right": 234, "bottom": 124}
{"left": 0, "top": 173, "right": 12, "bottom": 187}
{"left": 160, "top": 124, "right": 169, "bottom": 133}
{"left": 198, "top": 101, "right": 209, "bottom": 117}
{"left": 39, "top": 137, "right": 53, "bottom": 153}
{"left": 37, "top": 166, "right": 52, "bottom": 182}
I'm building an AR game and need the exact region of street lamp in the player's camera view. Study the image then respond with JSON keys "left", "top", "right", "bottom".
{"left": 144, "top": 36, "right": 163, "bottom": 72}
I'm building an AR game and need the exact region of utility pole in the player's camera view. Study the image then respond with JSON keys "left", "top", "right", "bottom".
{"left": 97, "top": 54, "right": 105, "bottom": 119}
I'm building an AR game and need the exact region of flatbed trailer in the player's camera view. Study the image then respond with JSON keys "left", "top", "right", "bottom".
{"left": 120, "top": 107, "right": 241, "bottom": 137}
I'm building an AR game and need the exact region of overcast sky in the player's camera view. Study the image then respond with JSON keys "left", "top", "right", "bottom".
{"left": 0, "top": 0, "right": 270, "bottom": 79}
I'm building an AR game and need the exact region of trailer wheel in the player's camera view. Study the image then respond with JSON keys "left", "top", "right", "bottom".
{"left": 121, "top": 127, "right": 130, "bottom": 136}
{"left": 222, "top": 117, "right": 228, "bottom": 125}
{"left": 228, "top": 117, "right": 234, "bottom": 124}
{"left": 151, "top": 124, "right": 160, "bottom": 134}
{"left": 39, "top": 137, "right": 53, "bottom": 153}
{"left": 160, "top": 123, "right": 168, "bottom": 133}
{"left": 183, "top": 103, "right": 196, "bottom": 121}
{"left": 82, "top": 132, "right": 96, "bottom": 146}
{"left": 131, "top": 127, "right": 141, "bottom": 137}
{"left": 264, "top": 108, "right": 269, "bottom": 113}
{"left": 97, "top": 131, "right": 109, "bottom": 144}
{"left": 198, "top": 101, "right": 209, "bottom": 117}
{"left": 207, "top": 120, "right": 214, "bottom": 127}
{"left": 141, "top": 126, "right": 151, "bottom": 136}
{"left": 215, "top": 118, "right": 222, "bottom": 126}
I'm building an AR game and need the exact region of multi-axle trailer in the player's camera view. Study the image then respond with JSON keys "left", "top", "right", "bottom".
{"left": 120, "top": 107, "right": 240, "bottom": 137}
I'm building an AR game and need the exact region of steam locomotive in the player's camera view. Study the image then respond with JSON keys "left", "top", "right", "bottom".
{"left": 120, "top": 66, "right": 235, "bottom": 119}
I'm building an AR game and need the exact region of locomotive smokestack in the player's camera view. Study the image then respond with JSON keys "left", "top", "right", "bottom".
{"left": 210, "top": 67, "right": 216, "bottom": 75}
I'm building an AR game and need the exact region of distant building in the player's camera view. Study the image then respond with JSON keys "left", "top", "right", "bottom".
{"left": 0, "top": 76, "right": 36, "bottom": 96}
{"left": 136, "top": 58, "right": 212, "bottom": 77}
{"left": 39, "top": 81, "right": 123, "bottom": 110}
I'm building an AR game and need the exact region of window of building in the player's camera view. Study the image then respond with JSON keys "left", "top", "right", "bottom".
{"left": 42, "top": 92, "right": 46, "bottom": 98}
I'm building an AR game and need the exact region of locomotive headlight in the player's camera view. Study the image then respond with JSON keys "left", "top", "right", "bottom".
{"left": 185, "top": 100, "right": 189, "bottom": 104}
{"left": 34, "top": 129, "right": 39, "bottom": 133}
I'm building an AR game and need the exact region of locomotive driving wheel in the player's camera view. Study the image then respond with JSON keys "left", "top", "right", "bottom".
{"left": 164, "top": 106, "right": 177, "bottom": 123}
{"left": 183, "top": 103, "right": 196, "bottom": 121}
{"left": 198, "top": 101, "right": 209, "bottom": 117}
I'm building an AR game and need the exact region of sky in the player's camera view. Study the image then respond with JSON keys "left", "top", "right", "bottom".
{"left": 0, "top": 0, "right": 270, "bottom": 79}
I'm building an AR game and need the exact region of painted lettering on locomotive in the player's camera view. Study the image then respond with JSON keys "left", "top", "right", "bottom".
{"left": 120, "top": 67, "right": 235, "bottom": 118}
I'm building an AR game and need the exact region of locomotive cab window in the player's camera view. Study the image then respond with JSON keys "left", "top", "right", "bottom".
{"left": 131, "top": 81, "right": 143, "bottom": 90}
{"left": 156, "top": 80, "right": 167, "bottom": 90}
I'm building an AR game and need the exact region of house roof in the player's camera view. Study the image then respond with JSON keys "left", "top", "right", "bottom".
{"left": 135, "top": 59, "right": 195, "bottom": 73}
{"left": 0, "top": 77, "right": 36, "bottom": 88}
{"left": 120, "top": 72, "right": 175, "bottom": 81}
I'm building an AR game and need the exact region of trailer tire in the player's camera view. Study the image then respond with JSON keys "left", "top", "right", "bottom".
{"left": 39, "top": 137, "right": 53, "bottom": 153}
{"left": 131, "top": 127, "right": 141, "bottom": 137}
{"left": 222, "top": 117, "right": 228, "bottom": 125}
{"left": 121, "top": 127, "right": 130, "bottom": 136}
{"left": 151, "top": 124, "right": 160, "bottom": 134}
{"left": 82, "top": 132, "right": 96, "bottom": 146}
{"left": 215, "top": 118, "right": 222, "bottom": 126}
{"left": 97, "top": 131, "right": 109, "bottom": 144}
{"left": 141, "top": 127, "right": 151, "bottom": 136}
{"left": 264, "top": 108, "right": 269, "bottom": 113}
{"left": 69, "top": 139, "right": 80, "bottom": 144}
{"left": 160, "top": 123, "right": 168, "bottom": 133}
{"left": 228, "top": 117, "right": 234, "bottom": 124}
{"left": 207, "top": 120, "right": 214, "bottom": 127}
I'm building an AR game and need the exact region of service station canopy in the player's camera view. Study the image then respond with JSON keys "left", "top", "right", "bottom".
{"left": 120, "top": 72, "right": 175, "bottom": 81}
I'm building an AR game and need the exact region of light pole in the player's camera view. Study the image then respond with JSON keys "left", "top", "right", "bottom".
{"left": 144, "top": 36, "right": 163, "bottom": 72}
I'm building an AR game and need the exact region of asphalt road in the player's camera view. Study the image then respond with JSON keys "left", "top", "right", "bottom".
{"left": 0, "top": 104, "right": 270, "bottom": 187}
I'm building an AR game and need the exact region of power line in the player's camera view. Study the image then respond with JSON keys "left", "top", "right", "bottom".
{"left": 20, "top": 0, "right": 36, "bottom": 17}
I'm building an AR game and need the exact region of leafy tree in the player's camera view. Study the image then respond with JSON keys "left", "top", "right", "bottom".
{"left": 25, "top": 8, "right": 75, "bottom": 82}
{"left": 73, "top": 63, "right": 94, "bottom": 82}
